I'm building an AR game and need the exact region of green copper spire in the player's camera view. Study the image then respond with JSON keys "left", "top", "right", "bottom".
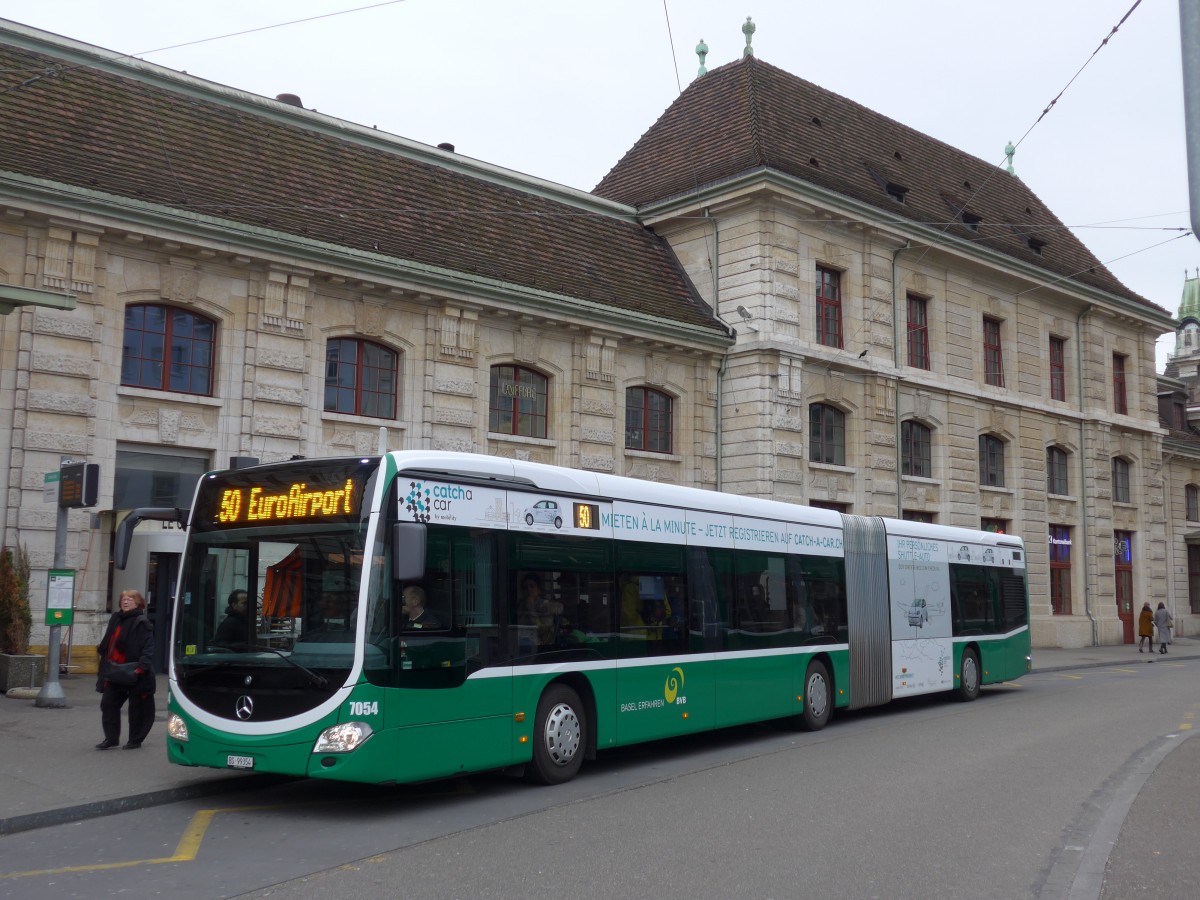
{"left": 742, "top": 17, "right": 755, "bottom": 58}
{"left": 1179, "top": 269, "right": 1200, "bottom": 322}
{"left": 697, "top": 38, "right": 709, "bottom": 77}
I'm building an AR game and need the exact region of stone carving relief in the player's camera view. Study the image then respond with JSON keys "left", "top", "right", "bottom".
{"left": 585, "top": 337, "right": 616, "bottom": 382}
{"left": 581, "top": 455, "right": 616, "bottom": 472}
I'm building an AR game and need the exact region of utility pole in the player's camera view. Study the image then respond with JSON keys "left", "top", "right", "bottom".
{"left": 1182, "top": 0, "right": 1200, "bottom": 243}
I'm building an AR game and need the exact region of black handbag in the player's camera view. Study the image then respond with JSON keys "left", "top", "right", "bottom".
{"left": 106, "top": 662, "right": 140, "bottom": 686}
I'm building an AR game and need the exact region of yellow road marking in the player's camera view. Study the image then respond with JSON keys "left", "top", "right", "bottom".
{"left": 1107, "top": 667, "right": 1138, "bottom": 673}
{"left": 1180, "top": 723, "right": 1193, "bottom": 731}
{"left": 0, "top": 779, "right": 474, "bottom": 879}
{"left": 1053, "top": 673, "right": 1083, "bottom": 680}
{"left": 0, "top": 805, "right": 264, "bottom": 880}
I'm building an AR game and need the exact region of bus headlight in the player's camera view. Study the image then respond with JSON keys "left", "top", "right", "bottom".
{"left": 167, "top": 713, "right": 189, "bottom": 741}
{"left": 313, "top": 721, "right": 373, "bottom": 753}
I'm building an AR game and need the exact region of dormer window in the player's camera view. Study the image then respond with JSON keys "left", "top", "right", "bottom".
{"left": 1027, "top": 236, "right": 1047, "bottom": 254}
{"left": 960, "top": 210, "right": 983, "bottom": 230}
{"left": 886, "top": 182, "right": 908, "bottom": 204}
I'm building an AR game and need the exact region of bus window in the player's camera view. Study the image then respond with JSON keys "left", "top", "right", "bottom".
{"left": 796, "top": 556, "right": 848, "bottom": 643}
{"left": 949, "top": 564, "right": 997, "bottom": 635}
{"left": 615, "top": 541, "right": 687, "bottom": 657}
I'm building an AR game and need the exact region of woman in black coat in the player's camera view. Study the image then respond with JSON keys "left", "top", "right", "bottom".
{"left": 95, "top": 589, "right": 156, "bottom": 749}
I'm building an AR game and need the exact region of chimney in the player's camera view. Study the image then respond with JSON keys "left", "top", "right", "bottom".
{"left": 275, "top": 93, "right": 303, "bottom": 108}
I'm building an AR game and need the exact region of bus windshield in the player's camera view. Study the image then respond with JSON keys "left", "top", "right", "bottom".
{"left": 171, "top": 458, "right": 380, "bottom": 710}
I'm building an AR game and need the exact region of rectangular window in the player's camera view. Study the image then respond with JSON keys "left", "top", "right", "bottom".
{"left": 1187, "top": 485, "right": 1199, "bottom": 522}
{"left": 902, "top": 510, "right": 934, "bottom": 523}
{"left": 1049, "top": 525, "right": 1072, "bottom": 615}
{"left": 1049, "top": 337, "right": 1066, "bottom": 402}
{"left": 1047, "top": 447, "right": 1069, "bottom": 496}
{"left": 114, "top": 448, "right": 210, "bottom": 509}
{"left": 983, "top": 317, "right": 1004, "bottom": 387}
{"left": 1113, "top": 353, "right": 1128, "bottom": 414}
{"left": 815, "top": 266, "right": 843, "bottom": 348}
{"left": 1112, "top": 459, "right": 1130, "bottom": 504}
{"left": 980, "top": 518, "right": 1008, "bottom": 534}
{"left": 978, "top": 435, "right": 1005, "bottom": 488}
{"left": 907, "top": 295, "right": 929, "bottom": 370}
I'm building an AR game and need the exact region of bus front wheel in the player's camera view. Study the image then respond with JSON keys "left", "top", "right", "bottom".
{"left": 801, "top": 660, "right": 832, "bottom": 731}
{"left": 956, "top": 648, "right": 981, "bottom": 702}
{"left": 525, "top": 684, "right": 586, "bottom": 785}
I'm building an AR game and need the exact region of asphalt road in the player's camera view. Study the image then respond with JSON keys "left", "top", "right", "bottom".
{"left": 1, "top": 659, "right": 1196, "bottom": 899}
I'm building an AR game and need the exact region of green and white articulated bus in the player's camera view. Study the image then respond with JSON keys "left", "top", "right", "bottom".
{"left": 128, "top": 451, "right": 1030, "bottom": 786}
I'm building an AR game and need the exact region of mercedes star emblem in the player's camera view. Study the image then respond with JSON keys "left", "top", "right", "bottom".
{"left": 235, "top": 695, "right": 254, "bottom": 720}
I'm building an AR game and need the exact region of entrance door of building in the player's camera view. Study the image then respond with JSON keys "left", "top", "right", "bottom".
{"left": 146, "top": 552, "right": 178, "bottom": 671}
{"left": 1115, "top": 531, "right": 1134, "bottom": 644}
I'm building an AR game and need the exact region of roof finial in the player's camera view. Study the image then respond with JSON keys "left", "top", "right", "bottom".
{"left": 696, "top": 38, "right": 709, "bottom": 77}
{"left": 742, "top": 16, "right": 756, "bottom": 58}
{"left": 1004, "top": 141, "right": 1016, "bottom": 175}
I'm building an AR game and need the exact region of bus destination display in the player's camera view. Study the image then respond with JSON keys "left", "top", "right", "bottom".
{"left": 196, "top": 461, "right": 375, "bottom": 529}
{"left": 573, "top": 502, "right": 600, "bottom": 530}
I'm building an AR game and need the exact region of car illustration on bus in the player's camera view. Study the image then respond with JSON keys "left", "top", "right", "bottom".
{"left": 524, "top": 499, "right": 563, "bottom": 528}
{"left": 907, "top": 597, "right": 929, "bottom": 627}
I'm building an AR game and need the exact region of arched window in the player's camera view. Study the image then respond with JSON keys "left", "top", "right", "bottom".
{"left": 978, "top": 434, "right": 1005, "bottom": 487}
{"left": 1111, "top": 458, "right": 1130, "bottom": 504}
{"left": 901, "top": 421, "right": 932, "bottom": 478}
{"left": 625, "top": 387, "right": 673, "bottom": 453}
{"left": 809, "top": 403, "right": 846, "bottom": 465}
{"left": 121, "top": 304, "right": 216, "bottom": 396}
{"left": 1187, "top": 484, "right": 1200, "bottom": 522}
{"left": 1047, "top": 446, "right": 1070, "bottom": 495}
{"left": 324, "top": 338, "right": 398, "bottom": 419}
{"left": 489, "top": 365, "right": 548, "bottom": 438}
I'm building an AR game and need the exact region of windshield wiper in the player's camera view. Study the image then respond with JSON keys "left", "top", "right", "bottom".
{"left": 244, "top": 644, "right": 329, "bottom": 688}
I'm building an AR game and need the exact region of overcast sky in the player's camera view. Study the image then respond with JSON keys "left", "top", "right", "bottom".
{"left": 3, "top": 1, "right": 1196, "bottom": 369}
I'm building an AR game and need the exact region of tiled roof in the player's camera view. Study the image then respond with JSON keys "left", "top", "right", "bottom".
{"left": 595, "top": 57, "right": 1162, "bottom": 313}
{"left": 0, "top": 36, "right": 723, "bottom": 334}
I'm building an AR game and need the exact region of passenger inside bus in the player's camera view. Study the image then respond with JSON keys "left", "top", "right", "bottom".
{"left": 619, "top": 576, "right": 647, "bottom": 638}
{"left": 516, "top": 573, "right": 562, "bottom": 650}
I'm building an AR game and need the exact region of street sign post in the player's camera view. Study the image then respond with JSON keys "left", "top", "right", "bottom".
{"left": 38, "top": 460, "right": 99, "bottom": 708}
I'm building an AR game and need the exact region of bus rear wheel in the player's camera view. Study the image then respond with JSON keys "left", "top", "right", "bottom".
{"left": 525, "top": 684, "right": 586, "bottom": 785}
{"left": 956, "top": 648, "right": 981, "bottom": 702}
{"left": 801, "top": 660, "right": 832, "bottom": 731}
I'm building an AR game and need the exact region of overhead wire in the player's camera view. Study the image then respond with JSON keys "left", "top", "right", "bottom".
{"left": 910, "top": 0, "right": 1146, "bottom": 272}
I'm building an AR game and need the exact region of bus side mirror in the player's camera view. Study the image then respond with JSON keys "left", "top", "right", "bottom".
{"left": 393, "top": 522, "right": 426, "bottom": 582}
{"left": 115, "top": 507, "right": 188, "bottom": 569}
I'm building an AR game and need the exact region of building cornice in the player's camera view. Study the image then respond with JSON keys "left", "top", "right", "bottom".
{"left": 636, "top": 168, "right": 1175, "bottom": 331}
{"left": 1, "top": 172, "right": 731, "bottom": 352}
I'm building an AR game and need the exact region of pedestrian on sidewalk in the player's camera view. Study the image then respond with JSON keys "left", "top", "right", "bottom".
{"left": 1137, "top": 602, "right": 1154, "bottom": 653}
{"left": 1153, "top": 602, "right": 1174, "bottom": 655}
{"left": 95, "top": 589, "right": 156, "bottom": 750}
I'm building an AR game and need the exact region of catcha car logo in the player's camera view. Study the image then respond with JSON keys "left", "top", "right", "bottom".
{"left": 235, "top": 695, "right": 254, "bottom": 720}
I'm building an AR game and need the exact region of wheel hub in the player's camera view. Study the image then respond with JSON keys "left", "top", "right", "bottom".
{"left": 543, "top": 702, "right": 581, "bottom": 766}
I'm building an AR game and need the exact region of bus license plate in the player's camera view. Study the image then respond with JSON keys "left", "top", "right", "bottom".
{"left": 226, "top": 755, "right": 254, "bottom": 769}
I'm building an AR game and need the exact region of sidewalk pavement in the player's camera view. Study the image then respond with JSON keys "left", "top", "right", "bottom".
{"left": 2, "top": 637, "right": 1198, "bottom": 837}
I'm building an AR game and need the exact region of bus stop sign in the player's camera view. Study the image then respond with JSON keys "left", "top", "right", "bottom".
{"left": 58, "top": 462, "right": 98, "bottom": 508}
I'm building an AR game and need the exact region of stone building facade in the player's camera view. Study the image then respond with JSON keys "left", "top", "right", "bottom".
{"left": 593, "top": 55, "right": 1178, "bottom": 649}
{"left": 0, "top": 22, "right": 729, "bottom": 657}
{"left": 0, "top": 21, "right": 1187, "bottom": 655}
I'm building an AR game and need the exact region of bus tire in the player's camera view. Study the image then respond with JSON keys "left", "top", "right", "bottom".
{"left": 525, "top": 684, "right": 586, "bottom": 785}
{"left": 801, "top": 659, "right": 832, "bottom": 731}
{"left": 956, "top": 648, "right": 981, "bottom": 702}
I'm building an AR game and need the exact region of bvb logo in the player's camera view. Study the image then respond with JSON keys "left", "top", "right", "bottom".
{"left": 405, "top": 481, "right": 431, "bottom": 523}
{"left": 664, "top": 666, "right": 684, "bottom": 704}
